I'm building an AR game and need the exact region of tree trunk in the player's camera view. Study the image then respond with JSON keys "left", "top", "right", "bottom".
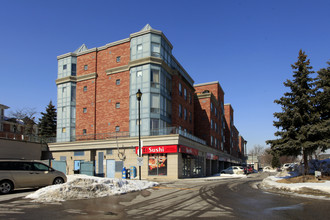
{"left": 303, "top": 149, "right": 309, "bottom": 177}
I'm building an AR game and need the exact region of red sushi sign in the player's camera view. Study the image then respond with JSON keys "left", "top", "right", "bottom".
{"left": 179, "top": 145, "right": 198, "bottom": 156}
{"left": 135, "top": 145, "right": 178, "bottom": 154}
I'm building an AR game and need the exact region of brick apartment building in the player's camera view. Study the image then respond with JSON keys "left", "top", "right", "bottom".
{"left": 49, "top": 25, "right": 247, "bottom": 179}
{"left": 0, "top": 104, "right": 38, "bottom": 141}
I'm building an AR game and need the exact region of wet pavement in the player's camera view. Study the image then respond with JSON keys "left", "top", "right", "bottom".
{"left": 1, "top": 173, "right": 329, "bottom": 219}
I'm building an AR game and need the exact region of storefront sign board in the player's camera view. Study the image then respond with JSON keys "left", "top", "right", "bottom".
{"left": 179, "top": 145, "right": 198, "bottom": 156}
{"left": 135, "top": 145, "right": 178, "bottom": 154}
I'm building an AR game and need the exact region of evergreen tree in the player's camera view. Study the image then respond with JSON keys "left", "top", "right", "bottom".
{"left": 267, "top": 50, "right": 318, "bottom": 175}
{"left": 311, "top": 61, "right": 330, "bottom": 152}
{"left": 39, "top": 101, "right": 57, "bottom": 138}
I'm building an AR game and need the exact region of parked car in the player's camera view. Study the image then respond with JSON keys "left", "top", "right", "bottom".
{"left": 0, "top": 160, "right": 67, "bottom": 194}
{"left": 221, "top": 166, "right": 244, "bottom": 175}
{"left": 282, "top": 163, "right": 291, "bottom": 170}
{"left": 263, "top": 166, "right": 276, "bottom": 172}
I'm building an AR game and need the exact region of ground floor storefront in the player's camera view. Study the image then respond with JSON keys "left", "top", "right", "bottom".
{"left": 49, "top": 134, "right": 244, "bottom": 180}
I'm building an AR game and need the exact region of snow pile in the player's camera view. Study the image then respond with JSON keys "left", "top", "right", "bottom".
{"left": 26, "top": 175, "right": 158, "bottom": 203}
{"left": 262, "top": 175, "right": 330, "bottom": 194}
{"left": 206, "top": 173, "right": 247, "bottom": 180}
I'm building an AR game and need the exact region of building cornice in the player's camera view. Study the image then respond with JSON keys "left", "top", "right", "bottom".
{"left": 130, "top": 29, "right": 173, "bottom": 49}
{"left": 105, "top": 65, "right": 130, "bottom": 75}
{"left": 105, "top": 56, "right": 173, "bottom": 76}
{"left": 77, "top": 72, "right": 98, "bottom": 82}
{"left": 194, "top": 81, "right": 225, "bottom": 96}
{"left": 57, "top": 52, "right": 77, "bottom": 60}
{"left": 77, "top": 48, "right": 97, "bottom": 56}
{"left": 55, "top": 76, "right": 77, "bottom": 85}
{"left": 98, "top": 38, "right": 130, "bottom": 51}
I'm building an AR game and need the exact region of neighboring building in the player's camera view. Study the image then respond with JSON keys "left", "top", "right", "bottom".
{"left": 239, "top": 135, "right": 247, "bottom": 161}
{"left": 51, "top": 25, "right": 246, "bottom": 179}
{"left": 0, "top": 104, "right": 38, "bottom": 141}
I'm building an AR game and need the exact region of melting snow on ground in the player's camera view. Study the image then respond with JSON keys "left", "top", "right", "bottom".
{"left": 26, "top": 175, "right": 158, "bottom": 203}
{"left": 261, "top": 159, "right": 330, "bottom": 197}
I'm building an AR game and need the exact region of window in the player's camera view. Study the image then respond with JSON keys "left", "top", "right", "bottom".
{"left": 184, "top": 88, "right": 187, "bottom": 100}
{"left": 83, "top": 129, "right": 87, "bottom": 135}
{"left": 84, "top": 65, "right": 88, "bottom": 70}
{"left": 137, "top": 71, "right": 142, "bottom": 77}
{"left": 151, "top": 43, "right": 160, "bottom": 57}
{"left": 215, "top": 122, "right": 217, "bottom": 131}
{"left": 115, "top": 161, "right": 124, "bottom": 172}
{"left": 71, "top": 64, "right": 76, "bottom": 76}
{"left": 116, "top": 79, "right": 120, "bottom": 85}
{"left": 150, "top": 119, "right": 159, "bottom": 134}
{"left": 211, "top": 102, "right": 213, "bottom": 112}
{"left": 137, "top": 44, "right": 143, "bottom": 51}
{"left": 179, "top": 104, "right": 182, "bottom": 118}
{"left": 115, "top": 126, "right": 120, "bottom": 132}
{"left": 62, "top": 87, "right": 66, "bottom": 93}
{"left": 179, "top": 83, "right": 182, "bottom": 96}
{"left": 74, "top": 151, "right": 84, "bottom": 156}
{"left": 83, "top": 108, "right": 87, "bottom": 113}
{"left": 151, "top": 69, "right": 160, "bottom": 88}
{"left": 106, "top": 149, "right": 113, "bottom": 155}
{"left": 189, "top": 111, "right": 192, "bottom": 123}
{"left": 83, "top": 86, "right": 87, "bottom": 92}
{"left": 151, "top": 94, "right": 160, "bottom": 113}
{"left": 62, "top": 127, "right": 66, "bottom": 133}
{"left": 116, "top": 102, "right": 120, "bottom": 108}
{"left": 211, "top": 120, "right": 213, "bottom": 129}
{"left": 63, "top": 64, "right": 67, "bottom": 70}
{"left": 116, "top": 56, "right": 121, "bottom": 62}
{"left": 211, "top": 136, "right": 213, "bottom": 146}
{"left": 189, "top": 93, "right": 192, "bottom": 104}
{"left": 215, "top": 108, "right": 217, "bottom": 117}
{"left": 33, "top": 162, "right": 50, "bottom": 171}
{"left": 148, "top": 154, "right": 167, "bottom": 176}
{"left": 184, "top": 108, "right": 187, "bottom": 120}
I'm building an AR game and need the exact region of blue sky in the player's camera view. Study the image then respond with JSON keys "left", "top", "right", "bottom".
{"left": 1, "top": 0, "right": 329, "bottom": 151}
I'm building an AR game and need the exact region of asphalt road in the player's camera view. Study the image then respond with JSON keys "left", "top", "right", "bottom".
{"left": 0, "top": 173, "right": 329, "bottom": 219}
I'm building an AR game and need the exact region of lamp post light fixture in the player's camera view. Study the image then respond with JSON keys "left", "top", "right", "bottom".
{"left": 136, "top": 89, "right": 142, "bottom": 180}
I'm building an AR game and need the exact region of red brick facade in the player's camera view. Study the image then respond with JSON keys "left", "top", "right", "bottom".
{"left": 224, "top": 104, "right": 234, "bottom": 154}
{"left": 194, "top": 82, "right": 225, "bottom": 150}
{"left": 171, "top": 75, "right": 195, "bottom": 134}
{"left": 76, "top": 42, "right": 131, "bottom": 137}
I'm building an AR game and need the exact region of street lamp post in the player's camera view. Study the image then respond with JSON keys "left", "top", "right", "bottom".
{"left": 136, "top": 89, "right": 142, "bottom": 180}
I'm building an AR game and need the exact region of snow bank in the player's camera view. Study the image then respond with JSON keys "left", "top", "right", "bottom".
{"left": 262, "top": 175, "right": 330, "bottom": 194}
{"left": 205, "top": 173, "right": 247, "bottom": 180}
{"left": 25, "top": 175, "right": 158, "bottom": 203}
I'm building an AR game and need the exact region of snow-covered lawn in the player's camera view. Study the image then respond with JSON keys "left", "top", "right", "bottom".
{"left": 262, "top": 175, "right": 330, "bottom": 194}
{"left": 261, "top": 159, "right": 330, "bottom": 198}
{"left": 25, "top": 175, "right": 158, "bottom": 203}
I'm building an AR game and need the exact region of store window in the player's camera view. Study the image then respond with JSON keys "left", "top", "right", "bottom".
{"left": 148, "top": 154, "right": 167, "bottom": 176}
